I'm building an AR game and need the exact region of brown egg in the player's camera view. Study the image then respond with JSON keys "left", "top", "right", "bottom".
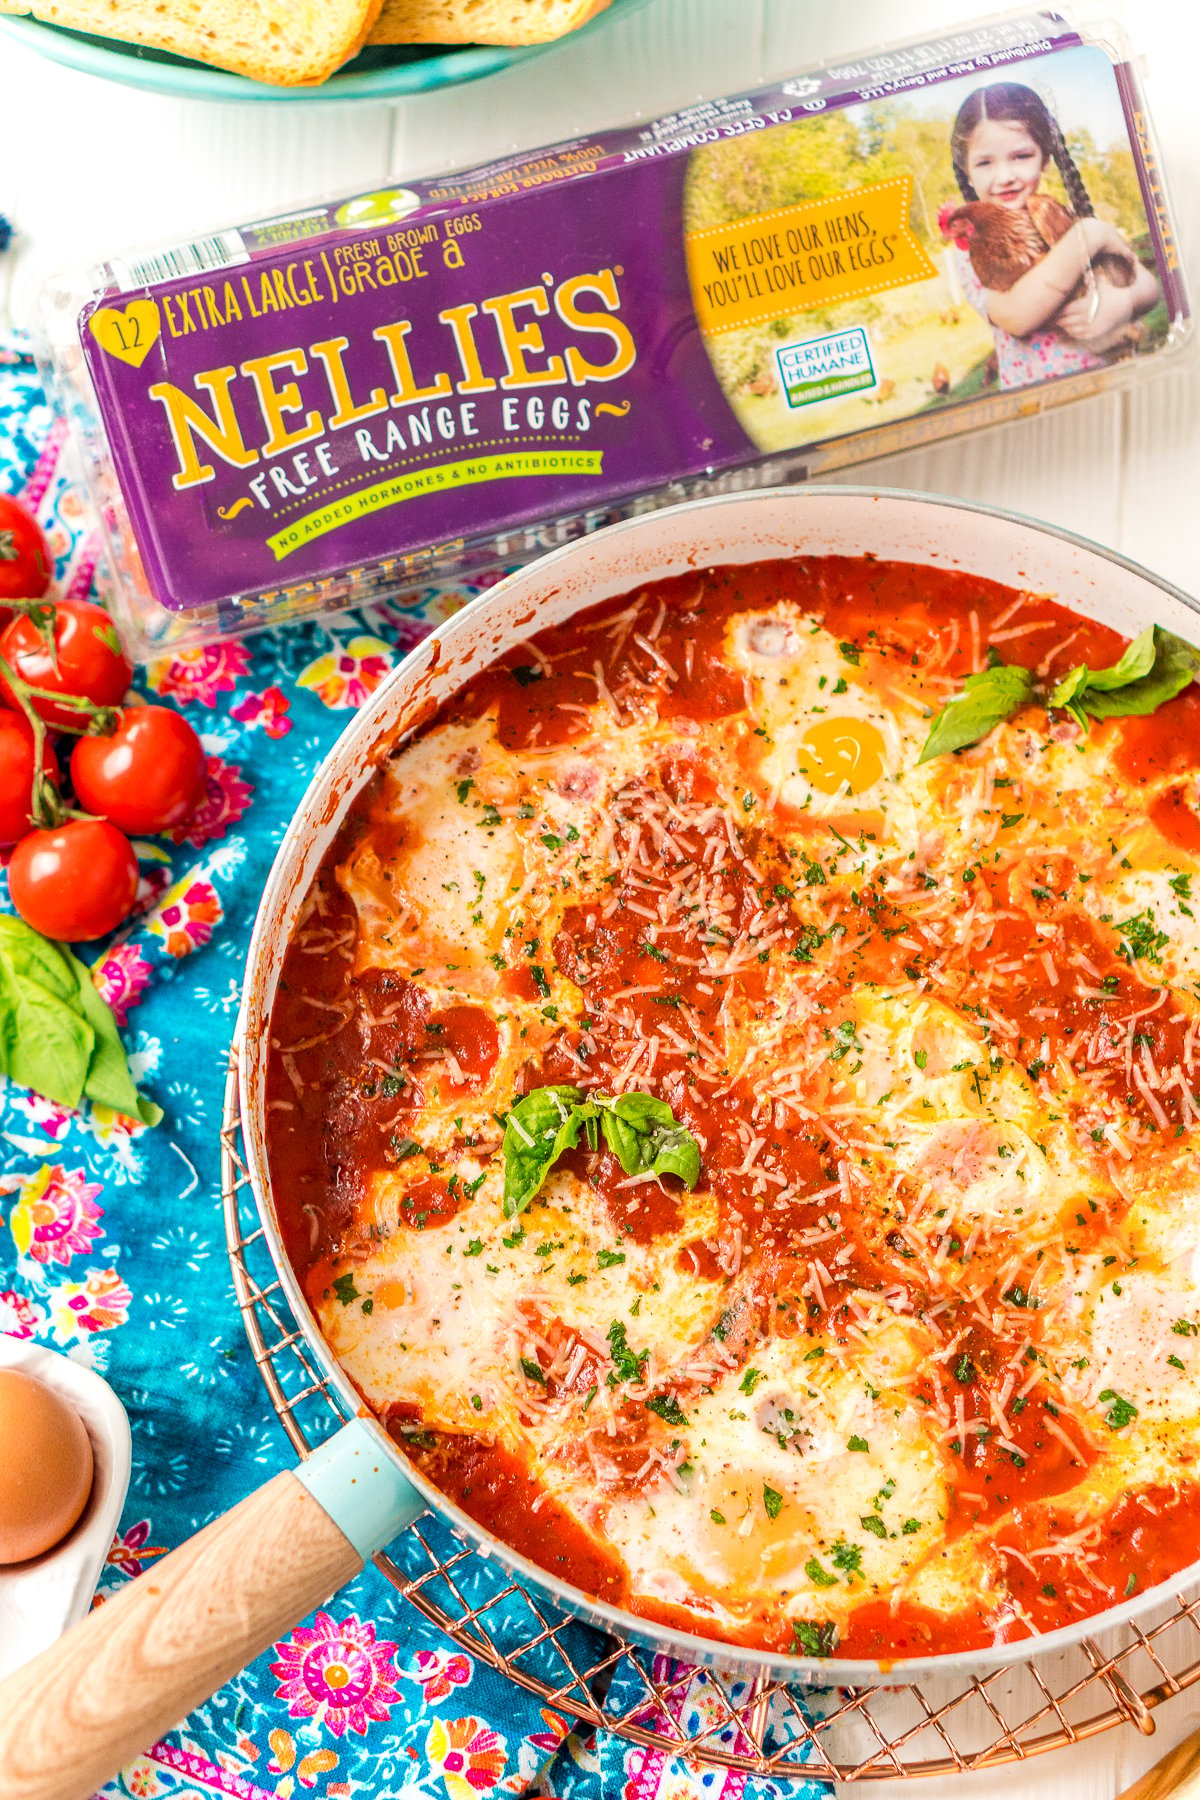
{"left": 0, "top": 1369, "right": 94, "bottom": 1565}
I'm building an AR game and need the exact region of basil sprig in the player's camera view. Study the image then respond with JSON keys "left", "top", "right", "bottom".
{"left": 1048, "top": 625, "right": 1200, "bottom": 725}
{"left": 0, "top": 916, "right": 161, "bottom": 1125}
{"left": 917, "top": 658, "right": 1034, "bottom": 764}
{"left": 502, "top": 1084, "right": 700, "bottom": 1218}
{"left": 919, "top": 624, "right": 1200, "bottom": 762}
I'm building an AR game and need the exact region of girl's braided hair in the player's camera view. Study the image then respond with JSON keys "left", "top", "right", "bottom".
{"left": 950, "top": 82, "right": 1093, "bottom": 217}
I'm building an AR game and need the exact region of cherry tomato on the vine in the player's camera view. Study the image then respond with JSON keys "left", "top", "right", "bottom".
{"left": 71, "top": 705, "right": 205, "bottom": 835}
{"left": 0, "top": 708, "right": 58, "bottom": 845}
{"left": 8, "top": 820, "right": 138, "bottom": 941}
{"left": 0, "top": 601, "right": 132, "bottom": 731}
{"left": 0, "top": 494, "right": 51, "bottom": 612}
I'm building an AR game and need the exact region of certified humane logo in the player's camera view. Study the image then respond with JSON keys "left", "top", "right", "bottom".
{"left": 775, "top": 327, "right": 877, "bottom": 408}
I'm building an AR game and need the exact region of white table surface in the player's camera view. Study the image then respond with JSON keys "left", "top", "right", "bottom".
{"left": 3, "top": 2, "right": 1200, "bottom": 1796}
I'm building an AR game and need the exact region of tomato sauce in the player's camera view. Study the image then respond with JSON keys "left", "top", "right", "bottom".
{"left": 266, "top": 554, "right": 1200, "bottom": 1661}
{"left": 395, "top": 1428, "right": 629, "bottom": 1605}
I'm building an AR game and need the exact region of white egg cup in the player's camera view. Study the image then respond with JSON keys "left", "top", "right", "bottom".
{"left": 0, "top": 1335, "right": 131, "bottom": 1679}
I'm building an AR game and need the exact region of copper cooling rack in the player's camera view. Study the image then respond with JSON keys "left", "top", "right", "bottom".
{"left": 221, "top": 1046, "right": 1200, "bottom": 1780}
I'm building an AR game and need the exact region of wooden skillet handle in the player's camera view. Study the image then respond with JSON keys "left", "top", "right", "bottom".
{"left": 0, "top": 1423, "right": 423, "bottom": 1800}
{"left": 1117, "top": 1727, "right": 1200, "bottom": 1800}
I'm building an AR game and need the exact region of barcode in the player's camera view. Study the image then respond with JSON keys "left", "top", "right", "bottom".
{"left": 111, "top": 229, "right": 249, "bottom": 292}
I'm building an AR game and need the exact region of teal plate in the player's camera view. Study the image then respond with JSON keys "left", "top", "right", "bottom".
{"left": 0, "top": 0, "right": 652, "bottom": 102}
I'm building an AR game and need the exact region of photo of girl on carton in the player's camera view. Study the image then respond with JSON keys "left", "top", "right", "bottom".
{"left": 943, "top": 82, "right": 1160, "bottom": 389}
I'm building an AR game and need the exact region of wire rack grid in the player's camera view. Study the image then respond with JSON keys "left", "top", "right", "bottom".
{"left": 221, "top": 1047, "right": 1200, "bottom": 1782}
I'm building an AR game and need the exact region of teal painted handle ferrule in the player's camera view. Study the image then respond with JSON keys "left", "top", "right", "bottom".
{"left": 296, "top": 1419, "right": 425, "bottom": 1562}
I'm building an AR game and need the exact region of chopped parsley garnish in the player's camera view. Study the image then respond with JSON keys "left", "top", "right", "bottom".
{"left": 607, "top": 1319, "right": 649, "bottom": 1386}
{"left": 739, "top": 1367, "right": 764, "bottom": 1395}
{"left": 520, "top": 1356, "right": 547, "bottom": 1386}
{"left": 860, "top": 1514, "right": 887, "bottom": 1539}
{"left": 463, "top": 1239, "right": 484, "bottom": 1257}
{"left": 645, "top": 1393, "right": 687, "bottom": 1426}
{"left": 331, "top": 1273, "right": 359, "bottom": 1306}
{"left": 763, "top": 1484, "right": 784, "bottom": 1520}
{"left": 596, "top": 1248, "right": 626, "bottom": 1269}
{"left": 793, "top": 1619, "right": 838, "bottom": 1656}
{"left": 847, "top": 1434, "right": 869, "bottom": 1453}
{"left": 1099, "top": 1388, "right": 1138, "bottom": 1430}
{"left": 805, "top": 1556, "right": 837, "bottom": 1587}
{"left": 1115, "top": 909, "right": 1169, "bottom": 966}
{"left": 392, "top": 1137, "right": 420, "bottom": 1160}
{"left": 831, "top": 1541, "right": 862, "bottom": 1574}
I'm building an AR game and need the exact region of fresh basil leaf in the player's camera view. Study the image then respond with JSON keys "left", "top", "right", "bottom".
{"left": 0, "top": 915, "right": 79, "bottom": 1004}
{"left": 502, "top": 1084, "right": 590, "bottom": 1217}
{"left": 1048, "top": 663, "right": 1089, "bottom": 711}
{"left": 0, "top": 921, "right": 93, "bottom": 1109}
{"left": 0, "top": 916, "right": 159, "bottom": 1123}
{"left": 648, "top": 1124, "right": 702, "bottom": 1188}
{"left": 597, "top": 1093, "right": 701, "bottom": 1188}
{"left": 0, "top": 967, "right": 93, "bottom": 1110}
{"left": 501, "top": 1084, "right": 701, "bottom": 1215}
{"left": 1069, "top": 627, "right": 1200, "bottom": 720}
{"left": 1080, "top": 625, "right": 1158, "bottom": 691}
{"left": 917, "top": 661, "right": 1035, "bottom": 763}
{"left": 65, "top": 949, "right": 162, "bottom": 1127}
{"left": 598, "top": 1092, "right": 673, "bottom": 1174}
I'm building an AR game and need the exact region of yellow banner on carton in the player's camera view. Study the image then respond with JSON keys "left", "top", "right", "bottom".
{"left": 685, "top": 177, "right": 937, "bottom": 336}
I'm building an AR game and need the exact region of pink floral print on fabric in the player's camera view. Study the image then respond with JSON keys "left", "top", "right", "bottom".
{"left": 91, "top": 941, "right": 154, "bottom": 1025}
{"left": 408, "top": 1649, "right": 473, "bottom": 1701}
{"left": 271, "top": 1611, "right": 401, "bottom": 1738}
{"left": 53, "top": 1266, "right": 132, "bottom": 1334}
{"left": 297, "top": 636, "right": 392, "bottom": 709}
{"left": 166, "top": 758, "right": 253, "bottom": 850}
{"left": 145, "top": 875, "right": 223, "bottom": 959}
{"left": 425, "top": 1716, "right": 507, "bottom": 1800}
{"left": 105, "top": 1519, "right": 168, "bottom": 1579}
{"left": 146, "top": 641, "right": 253, "bottom": 707}
{"left": 230, "top": 684, "right": 293, "bottom": 739}
{"left": 0, "top": 1288, "right": 44, "bottom": 1338}
{"left": 10, "top": 1164, "right": 103, "bottom": 1267}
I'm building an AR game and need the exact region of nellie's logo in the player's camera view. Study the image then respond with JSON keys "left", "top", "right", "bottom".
{"left": 89, "top": 301, "right": 162, "bottom": 369}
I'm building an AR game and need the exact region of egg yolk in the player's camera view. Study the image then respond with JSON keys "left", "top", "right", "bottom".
{"left": 797, "top": 717, "right": 886, "bottom": 796}
{"left": 686, "top": 1474, "right": 813, "bottom": 1590}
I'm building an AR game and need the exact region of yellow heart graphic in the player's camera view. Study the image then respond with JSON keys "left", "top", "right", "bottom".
{"left": 89, "top": 301, "right": 161, "bottom": 369}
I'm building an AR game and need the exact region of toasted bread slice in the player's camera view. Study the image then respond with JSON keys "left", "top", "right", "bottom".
{"left": 368, "top": 0, "right": 610, "bottom": 45}
{"left": 1, "top": 0, "right": 384, "bottom": 84}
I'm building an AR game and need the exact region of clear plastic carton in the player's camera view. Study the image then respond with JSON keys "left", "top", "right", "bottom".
{"left": 40, "top": 7, "right": 1189, "bottom": 658}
